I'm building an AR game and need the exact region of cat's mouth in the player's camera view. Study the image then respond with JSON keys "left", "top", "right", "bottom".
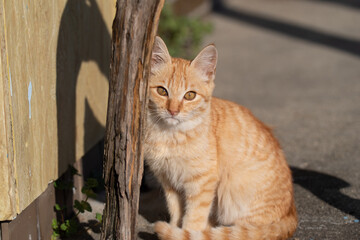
{"left": 164, "top": 116, "right": 181, "bottom": 125}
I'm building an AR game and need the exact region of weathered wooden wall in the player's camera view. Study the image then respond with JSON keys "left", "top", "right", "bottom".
{"left": 0, "top": 0, "right": 114, "bottom": 220}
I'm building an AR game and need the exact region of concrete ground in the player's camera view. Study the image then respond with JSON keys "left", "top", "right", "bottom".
{"left": 83, "top": 0, "right": 360, "bottom": 239}
{"left": 206, "top": 0, "right": 360, "bottom": 239}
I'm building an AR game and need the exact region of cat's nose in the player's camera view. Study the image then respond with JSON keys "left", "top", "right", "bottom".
{"left": 168, "top": 110, "right": 179, "bottom": 116}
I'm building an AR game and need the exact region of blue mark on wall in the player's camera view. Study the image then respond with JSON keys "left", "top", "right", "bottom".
{"left": 28, "top": 81, "right": 32, "bottom": 119}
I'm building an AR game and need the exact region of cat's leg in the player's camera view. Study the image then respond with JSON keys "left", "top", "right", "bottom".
{"left": 163, "top": 186, "right": 182, "bottom": 227}
{"left": 181, "top": 173, "right": 218, "bottom": 231}
{"left": 159, "top": 176, "right": 183, "bottom": 227}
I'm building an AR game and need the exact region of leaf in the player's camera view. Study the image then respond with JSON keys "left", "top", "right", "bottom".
{"left": 85, "top": 178, "right": 98, "bottom": 188}
{"left": 70, "top": 218, "right": 78, "bottom": 227}
{"left": 51, "top": 218, "right": 59, "bottom": 230}
{"left": 96, "top": 213, "right": 102, "bottom": 222}
{"left": 60, "top": 223, "right": 68, "bottom": 231}
{"left": 65, "top": 219, "right": 70, "bottom": 226}
{"left": 69, "top": 165, "right": 81, "bottom": 177}
{"left": 54, "top": 180, "right": 73, "bottom": 190}
{"left": 67, "top": 219, "right": 79, "bottom": 235}
{"left": 81, "top": 185, "right": 90, "bottom": 193}
{"left": 74, "top": 200, "right": 84, "bottom": 213}
{"left": 54, "top": 204, "right": 62, "bottom": 211}
{"left": 82, "top": 187, "right": 97, "bottom": 198}
{"left": 81, "top": 200, "right": 92, "bottom": 212}
{"left": 51, "top": 231, "right": 60, "bottom": 240}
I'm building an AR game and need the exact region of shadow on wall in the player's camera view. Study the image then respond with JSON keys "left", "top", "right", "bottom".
{"left": 56, "top": 0, "right": 110, "bottom": 176}
{"left": 55, "top": 0, "right": 110, "bottom": 231}
{"left": 82, "top": 99, "right": 105, "bottom": 183}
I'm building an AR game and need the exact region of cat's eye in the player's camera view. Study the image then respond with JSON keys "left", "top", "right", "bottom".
{"left": 184, "top": 91, "right": 196, "bottom": 100}
{"left": 157, "top": 87, "right": 168, "bottom": 96}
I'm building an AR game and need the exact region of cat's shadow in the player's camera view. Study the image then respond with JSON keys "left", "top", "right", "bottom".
{"left": 138, "top": 166, "right": 360, "bottom": 235}
{"left": 291, "top": 166, "right": 360, "bottom": 219}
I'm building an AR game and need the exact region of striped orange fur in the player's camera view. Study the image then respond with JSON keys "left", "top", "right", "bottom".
{"left": 144, "top": 37, "right": 297, "bottom": 240}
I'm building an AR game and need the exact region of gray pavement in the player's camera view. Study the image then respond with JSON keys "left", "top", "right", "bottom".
{"left": 206, "top": 0, "right": 360, "bottom": 239}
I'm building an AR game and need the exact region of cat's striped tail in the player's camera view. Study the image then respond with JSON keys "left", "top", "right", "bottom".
{"left": 154, "top": 214, "right": 297, "bottom": 240}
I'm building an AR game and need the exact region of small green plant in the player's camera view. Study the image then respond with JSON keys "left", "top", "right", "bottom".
{"left": 158, "top": 3, "right": 213, "bottom": 59}
{"left": 51, "top": 166, "right": 102, "bottom": 240}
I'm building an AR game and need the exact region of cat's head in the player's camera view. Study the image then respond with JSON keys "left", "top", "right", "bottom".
{"left": 148, "top": 36, "right": 217, "bottom": 130}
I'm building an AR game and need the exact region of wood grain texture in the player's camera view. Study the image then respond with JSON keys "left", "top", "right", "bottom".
{"left": 0, "top": 0, "right": 18, "bottom": 220}
{"left": 0, "top": 1, "right": 114, "bottom": 220}
{"left": 101, "top": 0, "right": 164, "bottom": 239}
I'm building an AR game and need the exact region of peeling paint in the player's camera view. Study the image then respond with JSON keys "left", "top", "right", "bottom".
{"left": 28, "top": 81, "right": 32, "bottom": 119}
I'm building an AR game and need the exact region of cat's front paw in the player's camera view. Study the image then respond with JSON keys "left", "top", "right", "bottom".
{"left": 154, "top": 221, "right": 182, "bottom": 240}
{"left": 154, "top": 221, "right": 170, "bottom": 239}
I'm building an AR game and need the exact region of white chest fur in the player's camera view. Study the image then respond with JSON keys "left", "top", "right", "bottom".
{"left": 144, "top": 125, "right": 210, "bottom": 189}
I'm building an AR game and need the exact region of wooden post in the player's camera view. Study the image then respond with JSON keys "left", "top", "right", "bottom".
{"left": 101, "top": 0, "right": 164, "bottom": 239}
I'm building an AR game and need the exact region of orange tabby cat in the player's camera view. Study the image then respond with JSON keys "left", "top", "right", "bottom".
{"left": 144, "top": 36, "right": 297, "bottom": 240}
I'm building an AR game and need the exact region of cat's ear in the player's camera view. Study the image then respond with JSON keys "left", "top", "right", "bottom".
{"left": 190, "top": 44, "right": 218, "bottom": 82}
{"left": 151, "top": 36, "right": 171, "bottom": 74}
